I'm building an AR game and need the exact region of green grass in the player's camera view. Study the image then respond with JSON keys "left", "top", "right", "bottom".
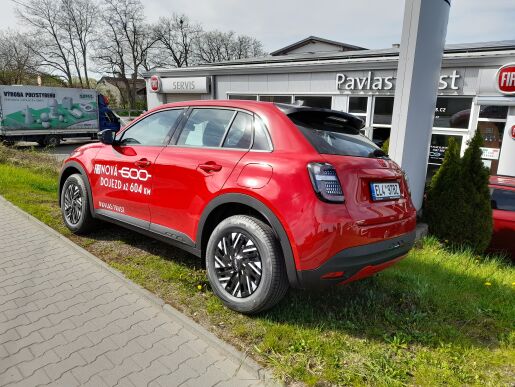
{"left": 1, "top": 145, "right": 514, "bottom": 386}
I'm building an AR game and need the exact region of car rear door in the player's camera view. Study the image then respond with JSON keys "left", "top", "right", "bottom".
{"left": 149, "top": 107, "right": 254, "bottom": 242}
{"left": 90, "top": 108, "right": 184, "bottom": 227}
{"left": 490, "top": 185, "right": 515, "bottom": 257}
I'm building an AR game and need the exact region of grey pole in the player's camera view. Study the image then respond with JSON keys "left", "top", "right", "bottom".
{"left": 388, "top": 0, "right": 451, "bottom": 211}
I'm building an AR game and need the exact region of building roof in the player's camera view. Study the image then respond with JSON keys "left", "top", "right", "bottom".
{"left": 98, "top": 76, "right": 146, "bottom": 89}
{"left": 144, "top": 40, "right": 515, "bottom": 78}
{"left": 269, "top": 36, "right": 366, "bottom": 56}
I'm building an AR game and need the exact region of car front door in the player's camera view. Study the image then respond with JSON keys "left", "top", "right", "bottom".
{"left": 90, "top": 108, "right": 184, "bottom": 228}
{"left": 150, "top": 107, "right": 254, "bottom": 243}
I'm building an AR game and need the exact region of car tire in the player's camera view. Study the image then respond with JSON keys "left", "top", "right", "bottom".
{"left": 60, "top": 173, "right": 96, "bottom": 234}
{"left": 206, "top": 215, "right": 288, "bottom": 314}
{"left": 44, "top": 135, "right": 60, "bottom": 147}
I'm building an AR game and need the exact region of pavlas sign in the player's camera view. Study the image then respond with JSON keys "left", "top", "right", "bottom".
{"left": 336, "top": 70, "right": 460, "bottom": 91}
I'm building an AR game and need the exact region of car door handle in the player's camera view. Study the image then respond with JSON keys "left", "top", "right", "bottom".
{"left": 135, "top": 158, "right": 151, "bottom": 167}
{"left": 198, "top": 162, "right": 222, "bottom": 172}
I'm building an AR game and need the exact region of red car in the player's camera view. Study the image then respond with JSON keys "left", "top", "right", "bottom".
{"left": 489, "top": 175, "right": 515, "bottom": 259}
{"left": 59, "top": 100, "right": 417, "bottom": 313}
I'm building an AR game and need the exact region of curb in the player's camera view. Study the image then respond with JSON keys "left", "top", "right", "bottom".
{"left": 0, "top": 195, "right": 280, "bottom": 386}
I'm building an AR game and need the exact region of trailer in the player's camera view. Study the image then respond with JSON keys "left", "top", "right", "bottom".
{"left": 0, "top": 85, "right": 120, "bottom": 146}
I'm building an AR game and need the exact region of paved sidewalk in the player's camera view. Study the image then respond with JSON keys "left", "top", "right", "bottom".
{"left": 0, "top": 196, "right": 271, "bottom": 387}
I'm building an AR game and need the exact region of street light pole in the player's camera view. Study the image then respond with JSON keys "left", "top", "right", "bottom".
{"left": 389, "top": 0, "right": 452, "bottom": 211}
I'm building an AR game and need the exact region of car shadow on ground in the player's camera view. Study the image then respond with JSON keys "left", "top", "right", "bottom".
{"left": 84, "top": 222, "right": 514, "bottom": 350}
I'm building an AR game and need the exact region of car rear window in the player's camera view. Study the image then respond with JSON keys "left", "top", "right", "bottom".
{"left": 491, "top": 188, "right": 515, "bottom": 211}
{"left": 288, "top": 111, "right": 385, "bottom": 158}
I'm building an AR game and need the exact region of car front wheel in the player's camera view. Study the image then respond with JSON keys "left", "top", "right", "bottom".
{"left": 206, "top": 215, "right": 288, "bottom": 314}
{"left": 61, "top": 173, "right": 96, "bottom": 234}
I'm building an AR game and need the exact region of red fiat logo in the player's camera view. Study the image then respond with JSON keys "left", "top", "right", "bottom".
{"left": 511, "top": 125, "right": 515, "bottom": 140}
{"left": 150, "top": 75, "right": 161, "bottom": 92}
{"left": 497, "top": 64, "right": 515, "bottom": 95}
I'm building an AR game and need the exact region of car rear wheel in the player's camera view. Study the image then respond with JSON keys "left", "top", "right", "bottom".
{"left": 206, "top": 215, "right": 288, "bottom": 314}
{"left": 61, "top": 173, "right": 96, "bottom": 234}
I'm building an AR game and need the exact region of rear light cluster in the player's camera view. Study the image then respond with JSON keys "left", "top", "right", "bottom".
{"left": 307, "top": 162, "right": 344, "bottom": 203}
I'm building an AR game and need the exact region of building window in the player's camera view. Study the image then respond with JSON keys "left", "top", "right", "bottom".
{"left": 370, "top": 96, "right": 394, "bottom": 147}
{"left": 373, "top": 97, "right": 394, "bottom": 125}
{"left": 228, "top": 94, "right": 257, "bottom": 100}
{"left": 426, "top": 133, "right": 464, "bottom": 181}
{"left": 348, "top": 97, "right": 368, "bottom": 114}
{"left": 476, "top": 105, "right": 508, "bottom": 175}
{"left": 294, "top": 96, "right": 332, "bottom": 109}
{"left": 433, "top": 97, "right": 473, "bottom": 129}
{"left": 259, "top": 95, "right": 293, "bottom": 103}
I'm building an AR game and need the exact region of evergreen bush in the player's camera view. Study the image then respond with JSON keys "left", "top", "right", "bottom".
{"left": 459, "top": 131, "right": 493, "bottom": 253}
{"left": 424, "top": 133, "right": 493, "bottom": 253}
{"left": 381, "top": 138, "right": 390, "bottom": 154}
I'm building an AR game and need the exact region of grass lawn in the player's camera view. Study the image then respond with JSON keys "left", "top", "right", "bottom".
{"left": 0, "top": 144, "right": 514, "bottom": 386}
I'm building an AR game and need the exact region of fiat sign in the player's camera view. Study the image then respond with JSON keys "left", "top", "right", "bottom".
{"left": 496, "top": 64, "right": 515, "bottom": 95}
{"left": 149, "top": 75, "right": 161, "bottom": 93}
{"left": 512, "top": 125, "right": 515, "bottom": 140}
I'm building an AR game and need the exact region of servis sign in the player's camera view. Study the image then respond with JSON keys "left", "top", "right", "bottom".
{"left": 496, "top": 64, "right": 515, "bottom": 95}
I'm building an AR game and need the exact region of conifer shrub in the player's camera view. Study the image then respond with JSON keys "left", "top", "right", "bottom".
{"left": 425, "top": 133, "right": 493, "bottom": 253}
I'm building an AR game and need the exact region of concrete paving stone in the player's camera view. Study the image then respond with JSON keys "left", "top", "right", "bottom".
{"left": 99, "top": 356, "right": 142, "bottom": 385}
{"left": 77, "top": 337, "right": 119, "bottom": 363}
{"left": 71, "top": 354, "right": 114, "bottom": 384}
{"left": 0, "top": 196, "right": 268, "bottom": 387}
{"left": 0, "top": 366, "right": 23, "bottom": 386}
{"left": 47, "top": 369, "right": 81, "bottom": 387}
{"left": 148, "top": 362, "right": 198, "bottom": 387}
{"left": 8, "top": 368, "right": 51, "bottom": 387}
{"left": 16, "top": 348, "right": 60, "bottom": 378}
{"left": 42, "top": 351, "right": 87, "bottom": 381}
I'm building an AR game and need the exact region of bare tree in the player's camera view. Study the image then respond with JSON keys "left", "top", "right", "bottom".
{"left": 153, "top": 14, "right": 201, "bottom": 68}
{"left": 14, "top": 0, "right": 75, "bottom": 85}
{"left": 0, "top": 29, "right": 38, "bottom": 85}
{"left": 196, "top": 30, "right": 265, "bottom": 64}
{"left": 94, "top": 0, "right": 157, "bottom": 108}
{"left": 60, "top": 0, "right": 98, "bottom": 87}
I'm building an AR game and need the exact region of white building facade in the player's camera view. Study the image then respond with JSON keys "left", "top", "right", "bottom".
{"left": 145, "top": 39, "right": 515, "bottom": 178}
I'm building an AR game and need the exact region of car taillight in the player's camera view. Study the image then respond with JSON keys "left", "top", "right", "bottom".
{"left": 307, "top": 162, "right": 344, "bottom": 203}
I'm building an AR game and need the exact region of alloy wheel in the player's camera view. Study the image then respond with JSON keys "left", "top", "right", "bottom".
{"left": 63, "top": 183, "right": 83, "bottom": 225}
{"left": 213, "top": 232, "right": 262, "bottom": 298}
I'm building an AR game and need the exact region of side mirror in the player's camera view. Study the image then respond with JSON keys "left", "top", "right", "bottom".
{"left": 98, "top": 129, "right": 115, "bottom": 145}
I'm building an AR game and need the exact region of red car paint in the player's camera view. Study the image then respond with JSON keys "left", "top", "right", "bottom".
{"left": 60, "top": 100, "right": 417, "bottom": 287}
{"left": 489, "top": 176, "right": 515, "bottom": 259}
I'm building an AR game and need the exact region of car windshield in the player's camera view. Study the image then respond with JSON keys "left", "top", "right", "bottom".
{"left": 287, "top": 111, "right": 385, "bottom": 158}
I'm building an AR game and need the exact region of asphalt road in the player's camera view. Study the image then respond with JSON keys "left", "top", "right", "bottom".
{"left": 15, "top": 138, "right": 98, "bottom": 162}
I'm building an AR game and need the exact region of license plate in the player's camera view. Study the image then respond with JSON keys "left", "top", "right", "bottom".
{"left": 370, "top": 182, "right": 401, "bottom": 201}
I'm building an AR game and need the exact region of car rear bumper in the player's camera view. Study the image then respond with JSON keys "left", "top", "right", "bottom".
{"left": 296, "top": 230, "right": 416, "bottom": 288}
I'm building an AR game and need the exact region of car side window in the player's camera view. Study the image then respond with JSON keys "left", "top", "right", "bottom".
{"left": 491, "top": 188, "right": 515, "bottom": 211}
{"left": 252, "top": 116, "right": 272, "bottom": 151}
{"left": 176, "top": 108, "right": 235, "bottom": 147}
{"left": 222, "top": 112, "right": 253, "bottom": 149}
{"left": 119, "top": 109, "right": 183, "bottom": 146}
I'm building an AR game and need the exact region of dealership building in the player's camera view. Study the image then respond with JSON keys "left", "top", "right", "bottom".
{"left": 145, "top": 36, "right": 515, "bottom": 178}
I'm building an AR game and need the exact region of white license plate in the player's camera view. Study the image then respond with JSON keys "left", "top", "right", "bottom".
{"left": 370, "top": 182, "right": 401, "bottom": 201}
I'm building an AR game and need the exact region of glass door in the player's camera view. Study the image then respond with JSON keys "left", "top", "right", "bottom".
{"left": 476, "top": 105, "right": 508, "bottom": 175}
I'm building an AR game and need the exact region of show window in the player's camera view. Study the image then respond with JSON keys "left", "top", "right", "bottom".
{"left": 348, "top": 97, "right": 368, "bottom": 114}
{"left": 426, "top": 133, "right": 464, "bottom": 181}
{"left": 476, "top": 105, "right": 508, "bottom": 175}
{"left": 259, "top": 95, "right": 293, "bottom": 103}
{"left": 373, "top": 97, "right": 394, "bottom": 125}
{"left": 294, "top": 96, "right": 332, "bottom": 109}
{"left": 228, "top": 94, "right": 258, "bottom": 100}
{"left": 433, "top": 97, "right": 473, "bottom": 129}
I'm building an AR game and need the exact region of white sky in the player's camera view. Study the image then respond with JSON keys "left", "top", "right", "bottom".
{"left": 2, "top": 0, "right": 514, "bottom": 52}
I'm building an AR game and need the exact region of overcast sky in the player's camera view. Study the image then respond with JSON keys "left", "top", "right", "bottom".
{"left": 2, "top": 0, "right": 514, "bottom": 51}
